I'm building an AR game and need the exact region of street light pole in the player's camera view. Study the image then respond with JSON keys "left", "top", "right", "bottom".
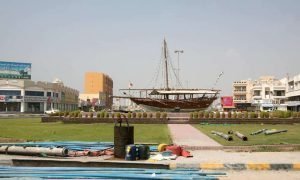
{"left": 174, "top": 50, "right": 184, "bottom": 88}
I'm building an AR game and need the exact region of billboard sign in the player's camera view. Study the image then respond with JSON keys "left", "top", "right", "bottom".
{"left": 221, "top": 96, "right": 234, "bottom": 107}
{"left": 0, "top": 61, "right": 31, "bottom": 79}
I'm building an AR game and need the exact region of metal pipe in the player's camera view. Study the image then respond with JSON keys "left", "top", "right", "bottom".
{"left": 0, "top": 145, "right": 9, "bottom": 153}
{"left": 265, "top": 129, "right": 288, "bottom": 135}
{"left": 250, "top": 129, "right": 267, "bottom": 135}
{"left": 4, "top": 146, "right": 68, "bottom": 157}
{"left": 211, "top": 131, "right": 233, "bottom": 141}
{"left": 234, "top": 131, "right": 248, "bottom": 141}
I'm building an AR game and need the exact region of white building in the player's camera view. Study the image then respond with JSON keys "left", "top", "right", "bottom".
{"left": 285, "top": 74, "right": 300, "bottom": 111}
{"left": 0, "top": 79, "right": 79, "bottom": 113}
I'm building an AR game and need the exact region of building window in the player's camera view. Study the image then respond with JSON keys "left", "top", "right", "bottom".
{"left": 47, "top": 92, "right": 51, "bottom": 97}
{"left": 0, "top": 90, "right": 21, "bottom": 96}
{"left": 25, "top": 91, "right": 44, "bottom": 96}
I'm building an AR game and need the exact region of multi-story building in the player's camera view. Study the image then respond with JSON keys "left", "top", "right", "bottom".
{"left": 286, "top": 73, "right": 300, "bottom": 111}
{"left": 233, "top": 76, "right": 287, "bottom": 111}
{"left": 79, "top": 72, "right": 113, "bottom": 110}
{"left": 233, "top": 80, "right": 252, "bottom": 110}
{"left": 0, "top": 79, "right": 79, "bottom": 113}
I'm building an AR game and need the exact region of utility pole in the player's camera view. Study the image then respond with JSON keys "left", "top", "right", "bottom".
{"left": 174, "top": 50, "right": 184, "bottom": 88}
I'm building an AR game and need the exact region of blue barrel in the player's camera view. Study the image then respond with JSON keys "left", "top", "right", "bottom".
{"left": 137, "top": 145, "right": 150, "bottom": 160}
{"left": 125, "top": 144, "right": 137, "bottom": 161}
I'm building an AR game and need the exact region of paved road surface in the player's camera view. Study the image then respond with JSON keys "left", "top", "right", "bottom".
{"left": 168, "top": 124, "right": 222, "bottom": 146}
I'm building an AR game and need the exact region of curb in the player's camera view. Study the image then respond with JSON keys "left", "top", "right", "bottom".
{"left": 169, "top": 163, "right": 300, "bottom": 171}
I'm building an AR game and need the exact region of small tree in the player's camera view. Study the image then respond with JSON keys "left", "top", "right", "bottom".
{"left": 64, "top": 111, "right": 69, "bottom": 117}
{"left": 162, "top": 112, "right": 167, "bottom": 119}
{"left": 265, "top": 112, "right": 270, "bottom": 118}
{"left": 111, "top": 113, "right": 115, "bottom": 119}
{"left": 292, "top": 111, "right": 298, "bottom": 118}
{"left": 116, "top": 112, "right": 121, "bottom": 119}
{"left": 189, "top": 112, "right": 193, "bottom": 119}
{"left": 250, "top": 112, "right": 256, "bottom": 118}
{"left": 142, "top": 112, "right": 148, "bottom": 118}
{"left": 204, "top": 111, "right": 209, "bottom": 119}
{"left": 244, "top": 112, "right": 248, "bottom": 119}
{"left": 156, "top": 112, "right": 161, "bottom": 119}
{"left": 149, "top": 113, "right": 153, "bottom": 118}
{"left": 78, "top": 113, "right": 82, "bottom": 118}
{"left": 193, "top": 112, "right": 198, "bottom": 119}
{"left": 198, "top": 111, "right": 204, "bottom": 119}
{"left": 137, "top": 112, "right": 142, "bottom": 118}
{"left": 215, "top": 111, "right": 220, "bottom": 118}
{"left": 209, "top": 112, "right": 214, "bottom": 119}
{"left": 228, "top": 112, "right": 232, "bottom": 119}
{"left": 100, "top": 111, "right": 105, "bottom": 118}
{"left": 127, "top": 112, "right": 132, "bottom": 119}
{"left": 105, "top": 112, "right": 109, "bottom": 118}
{"left": 237, "top": 112, "right": 243, "bottom": 119}
{"left": 97, "top": 112, "right": 101, "bottom": 118}
{"left": 221, "top": 112, "right": 225, "bottom": 119}
{"left": 232, "top": 112, "right": 237, "bottom": 119}
{"left": 89, "top": 112, "right": 94, "bottom": 118}
{"left": 132, "top": 112, "right": 137, "bottom": 118}
{"left": 284, "top": 111, "right": 292, "bottom": 118}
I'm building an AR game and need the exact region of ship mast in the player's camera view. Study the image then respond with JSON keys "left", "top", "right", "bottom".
{"left": 164, "top": 39, "right": 169, "bottom": 90}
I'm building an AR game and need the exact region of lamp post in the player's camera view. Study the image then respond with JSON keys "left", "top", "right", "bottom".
{"left": 174, "top": 50, "right": 184, "bottom": 88}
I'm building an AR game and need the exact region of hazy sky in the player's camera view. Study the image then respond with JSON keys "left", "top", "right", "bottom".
{"left": 1, "top": 0, "right": 299, "bottom": 96}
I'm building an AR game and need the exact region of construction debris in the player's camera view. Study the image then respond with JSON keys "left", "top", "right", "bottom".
{"left": 250, "top": 129, "right": 268, "bottom": 135}
{"left": 265, "top": 129, "right": 288, "bottom": 135}
{"left": 234, "top": 131, "right": 248, "bottom": 141}
{"left": 211, "top": 131, "right": 233, "bottom": 141}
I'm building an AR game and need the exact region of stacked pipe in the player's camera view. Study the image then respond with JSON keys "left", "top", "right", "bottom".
{"left": 0, "top": 166, "right": 226, "bottom": 179}
{"left": 0, "top": 145, "right": 68, "bottom": 157}
{"left": 234, "top": 131, "right": 248, "bottom": 141}
{"left": 211, "top": 131, "right": 233, "bottom": 141}
{"left": 265, "top": 129, "right": 288, "bottom": 135}
{"left": 250, "top": 129, "right": 267, "bottom": 135}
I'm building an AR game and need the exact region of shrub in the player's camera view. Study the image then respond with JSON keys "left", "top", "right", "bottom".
{"left": 78, "top": 113, "right": 82, "bottom": 118}
{"left": 264, "top": 112, "right": 270, "bottom": 118}
{"left": 298, "top": 112, "right": 300, "bottom": 118}
{"left": 292, "top": 111, "right": 298, "bottom": 118}
{"left": 132, "top": 112, "right": 137, "bottom": 118}
{"left": 137, "top": 112, "right": 142, "bottom": 118}
{"left": 204, "top": 112, "right": 209, "bottom": 119}
{"left": 228, "top": 112, "right": 232, "bottom": 118}
{"left": 111, "top": 113, "right": 115, "bottom": 119}
{"left": 89, "top": 112, "right": 93, "bottom": 118}
{"left": 162, "top": 112, "right": 167, "bottom": 119}
{"left": 198, "top": 111, "right": 204, "bottom": 118}
{"left": 215, "top": 111, "right": 220, "bottom": 118}
{"left": 149, "top": 113, "right": 153, "bottom": 118}
{"left": 232, "top": 112, "right": 237, "bottom": 119}
{"left": 193, "top": 112, "right": 198, "bottom": 119}
{"left": 250, "top": 112, "right": 256, "bottom": 118}
{"left": 156, "top": 112, "right": 161, "bottom": 119}
{"left": 142, "top": 112, "right": 148, "bottom": 118}
{"left": 64, "top": 111, "right": 69, "bottom": 117}
{"left": 85, "top": 113, "right": 88, "bottom": 118}
{"left": 127, "top": 112, "right": 132, "bottom": 119}
{"left": 189, "top": 112, "right": 193, "bottom": 119}
{"left": 284, "top": 111, "right": 292, "bottom": 118}
{"left": 69, "top": 112, "right": 74, "bottom": 118}
{"left": 244, "top": 112, "right": 248, "bottom": 119}
{"left": 105, "top": 112, "right": 109, "bottom": 118}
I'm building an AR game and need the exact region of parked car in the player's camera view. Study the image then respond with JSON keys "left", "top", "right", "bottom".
{"left": 45, "top": 109, "right": 60, "bottom": 114}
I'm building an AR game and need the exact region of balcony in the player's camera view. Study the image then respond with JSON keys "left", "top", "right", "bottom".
{"left": 233, "top": 91, "right": 247, "bottom": 95}
{"left": 252, "top": 95, "right": 262, "bottom": 100}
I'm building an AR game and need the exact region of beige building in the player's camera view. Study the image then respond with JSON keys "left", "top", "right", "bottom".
{"left": 79, "top": 72, "right": 113, "bottom": 109}
{"left": 233, "top": 76, "right": 287, "bottom": 111}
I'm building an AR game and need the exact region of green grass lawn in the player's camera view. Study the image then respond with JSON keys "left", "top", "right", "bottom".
{"left": 0, "top": 118, "right": 171, "bottom": 144}
{"left": 194, "top": 124, "right": 300, "bottom": 146}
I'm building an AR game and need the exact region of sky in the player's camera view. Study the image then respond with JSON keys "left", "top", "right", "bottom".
{"left": 0, "top": 0, "right": 300, "bottom": 96}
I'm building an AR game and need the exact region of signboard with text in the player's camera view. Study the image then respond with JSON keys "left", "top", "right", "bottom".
{"left": 0, "top": 61, "right": 31, "bottom": 79}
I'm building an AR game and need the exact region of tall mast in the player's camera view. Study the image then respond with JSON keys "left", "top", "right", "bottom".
{"left": 164, "top": 39, "right": 169, "bottom": 90}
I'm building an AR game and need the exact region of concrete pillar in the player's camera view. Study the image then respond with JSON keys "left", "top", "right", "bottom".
{"left": 21, "top": 89, "right": 25, "bottom": 113}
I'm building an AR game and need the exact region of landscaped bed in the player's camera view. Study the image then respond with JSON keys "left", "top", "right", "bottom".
{"left": 194, "top": 123, "right": 300, "bottom": 146}
{"left": 0, "top": 118, "right": 171, "bottom": 144}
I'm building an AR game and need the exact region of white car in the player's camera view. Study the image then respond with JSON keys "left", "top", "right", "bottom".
{"left": 45, "top": 109, "right": 60, "bottom": 114}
